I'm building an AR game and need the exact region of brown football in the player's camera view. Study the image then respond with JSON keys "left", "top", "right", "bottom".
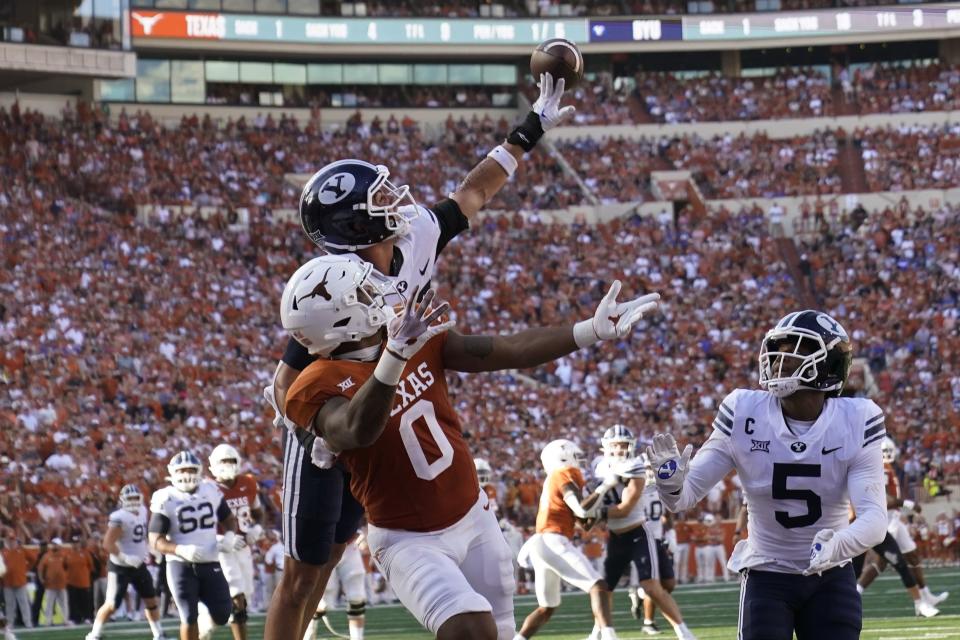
{"left": 530, "top": 38, "right": 584, "bottom": 89}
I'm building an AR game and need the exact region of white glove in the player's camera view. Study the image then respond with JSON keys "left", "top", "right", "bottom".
{"left": 118, "top": 552, "right": 143, "bottom": 568}
{"left": 645, "top": 433, "right": 693, "bottom": 499}
{"left": 263, "top": 384, "right": 285, "bottom": 430}
{"left": 594, "top": 474, "right": 619, "bottom": 496}
{"left": 532, "top": 72, "right": 576, "bottom": 132}
{"left": 804, "top": 529, "right": 842, "bottom": 576}
{"left": 246, "top": 523, "right": 264, "bottom": 544}
{"left": 902, "top": 499, "right": 917, "bottom": 512}
{"left": 386, "top": 287, "right": 454, "bottom": 360}
{"left": 175, "top": 544, "right": 212, "bottom": 563}
{"left": 310, "top": 437, "right": 336, "bottom": 469}
{"left": 573, "top": 281, "right": 660, "bottom": 348}
{"left": 217, "top": 531, "right": 244, "bottom": 553}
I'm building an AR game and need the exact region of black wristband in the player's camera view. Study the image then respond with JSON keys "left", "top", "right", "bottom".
{"left": 506, "top": 111, "right": 544, "bottom": 152}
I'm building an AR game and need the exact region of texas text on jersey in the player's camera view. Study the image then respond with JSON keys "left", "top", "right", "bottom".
{"left": 216, "top": 474, "right": 261, "bottom": 535}
{"left": 285, "top": 332, "right": 478, "bottom": 532}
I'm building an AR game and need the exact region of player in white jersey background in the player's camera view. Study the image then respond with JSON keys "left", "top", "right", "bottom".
{"left": 647, "top": 310, "right": 887, "bottom": 640}
{"left": 87, "top": 485, "right": 166, "bottom": 640}
{"left": 593, "top": 426, "right": 695, "bottom": 640}
{"left": 149, "top": 452, "right": 242, "bottom": 640}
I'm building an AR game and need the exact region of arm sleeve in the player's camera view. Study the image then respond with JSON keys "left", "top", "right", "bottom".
{"left": 832, "top": 419, "right": 888, "bottom": 558}
{"left": 661, "top": 430, "right": 736, "bottom": 512}
{"left": 282, "top": 337, "right": 316, "bottom": 371}
{"left": 217, "top": 499, "right": 232, "bottom": 522}
{"left": 430, "top": 198, "right": 469, "bottom": 255}
{"left": 148, "top": 513, "right": 171, "bottom": 535}
{"left": 562, "top": 492, "right": 590, "bottom": 519}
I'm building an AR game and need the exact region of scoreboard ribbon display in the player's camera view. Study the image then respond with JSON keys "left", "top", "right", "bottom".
{"left": 590, "top": 4, "right": 960, "bottom": 43}
{"left": 129, "top": 11, "right": 588, "bottom": 44}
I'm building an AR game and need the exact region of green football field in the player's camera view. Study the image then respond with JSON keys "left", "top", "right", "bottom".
{"left": 15, "top": 568, "right": 959, "bottom": 639}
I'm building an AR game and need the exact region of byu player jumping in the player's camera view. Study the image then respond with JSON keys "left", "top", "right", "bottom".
{"left": 87, "top": 485, "right": 166, "bottom": 640}
{"left": 149, "top": 452, "right": 242, "bottom": 640}
{"left": 647, "top": 311, "right": 887, "bottom": 640}
{"left": 264, "top": 73, "right": 577, "bottom": 640}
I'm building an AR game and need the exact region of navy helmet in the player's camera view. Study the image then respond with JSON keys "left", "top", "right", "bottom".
{"left": 299, "top": 159, "right": 419, "bottom": 252}
{"left": 759, "top": 310, "right": 853, "bottom": 398}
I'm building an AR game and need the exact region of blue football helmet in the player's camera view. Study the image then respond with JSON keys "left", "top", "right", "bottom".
{"left": 758, "top": 310, "right": 853, "bottom": 398}
{"left": 299, "top": 159, "right": 419, "bottom": 252}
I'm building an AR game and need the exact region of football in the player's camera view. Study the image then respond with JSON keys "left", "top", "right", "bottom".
{"left": 530, "top": 38, "right": 584, "bottom": 89}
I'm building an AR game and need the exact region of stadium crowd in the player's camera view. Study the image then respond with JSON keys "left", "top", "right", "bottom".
{"left": 2, "top": 100, "right": 960, "bottom": 627}
{"left": 858, "top": 124, "right": 960, "bottom": 193}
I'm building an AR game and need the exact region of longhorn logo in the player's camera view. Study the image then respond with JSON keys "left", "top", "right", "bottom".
{"left": 295, "top": 268, "right": 333, "bottom": 308}
{"left": 132, "top": 12, "right": 164, "bottom": 36}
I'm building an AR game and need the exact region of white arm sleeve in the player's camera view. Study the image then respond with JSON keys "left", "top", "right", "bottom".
{"left": 661, "top": 430, "right": 736, "bottom": 512}
{"left": 563, "top": 491, "right": 590, "bottom": 519}
{"left": 833, "top": 442, "right": 887, "bottom": 558}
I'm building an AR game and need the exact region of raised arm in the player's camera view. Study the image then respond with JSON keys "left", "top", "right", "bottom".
{"left": 444, "top": 281, "right": 659, "bottom": 373}
{"left": 450, "top": 72, "right": 574, "bottom": 220}
{"left": 647, "top": 431, "right": 736, "bottom": 513}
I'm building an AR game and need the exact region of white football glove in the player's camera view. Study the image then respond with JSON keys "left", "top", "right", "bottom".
{"left": 118, "top": 552, "right": 144, "bottom": 568}
{"left": 245, "top": 523, "right": 264, "bottom": 544}
{"left": 532, "top": 72, "right": 576, "bottom": 132}
{"left": 804, "top": 529, "right": 842, "bottom": 576}
{"left": 175, "top": 543, "right": 213, "bottom": 563}
{"left": 615, "top": 457, "right": 649, "bottom": 479}
{"left": 645, "top": 433, "right": 693, "bottom": 505}
{"left": 385, "top": 287, "right": 454, "bottom": 361}
{"left": 573, "top": 281, "right": 660, "bottom": 348}
{"left": 217, "top": 531, "right": 245, "bottom": 553}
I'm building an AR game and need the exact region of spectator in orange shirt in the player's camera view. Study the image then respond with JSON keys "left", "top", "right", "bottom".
{"left": 2, "top": 536, "right": 33, "bottom": 629}
{"left": 64, "top": 537, "right": 93, "bottom": 624}
{"left": 37, "top": 538, "right": 69, "bottom": 626}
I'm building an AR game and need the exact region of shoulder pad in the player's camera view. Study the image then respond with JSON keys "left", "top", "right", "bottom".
{"left": 861, "top": 400, "right": 885, "bottom": 448}
{"left": 712, "top": 388, "right": 743, "bottom": 436}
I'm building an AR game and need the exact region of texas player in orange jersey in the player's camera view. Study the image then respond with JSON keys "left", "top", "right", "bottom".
{"left": 205, "top": 444, "right": 264, "bottom": 640}
{"left": 515, "top": 440, "right": 618, "bottom": 640}
{"left": 282, "top": 255, "right": 660, "bottom": 640}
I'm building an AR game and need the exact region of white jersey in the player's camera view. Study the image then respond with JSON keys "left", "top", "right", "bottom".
{"left": 343, "top": 204, "right": 441, "bottom": 305}
{"left": 640, "top": 484, "right": 664, "bottom": 540}
{"left": 150, "top": 480, "right": 226, "bottom": 562}
{"left": 666, "top": 389, "right": 887, "bottom": 574}
{"left": 108, "top": 507, "right": 148, "bottom": 566}
{"left": 596, "top": 458, "right": 645, "bottom": 532}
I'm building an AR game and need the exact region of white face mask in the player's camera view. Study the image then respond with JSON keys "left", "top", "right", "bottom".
{"left": 332, "top": 344, "right": 382, "bottom": 362}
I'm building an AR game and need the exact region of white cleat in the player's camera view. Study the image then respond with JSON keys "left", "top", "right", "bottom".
{"left": 915, "top": 600, "right": 940, "bottom": 618}
{"left": 84, "top": 633, "right": 101, "bottom": 640}
{"left": 926, "top": 590, "right": 949, "bottom": 606}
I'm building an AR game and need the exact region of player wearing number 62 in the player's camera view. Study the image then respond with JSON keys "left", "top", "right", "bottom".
{"left": 282, "top": 254, "right": 660, "bottom": 640}
{"left": 645, "top": 310, "right": 887, "bottom": 640}
{"left": 148, "top": 451, "right": 240, "bottom": 640}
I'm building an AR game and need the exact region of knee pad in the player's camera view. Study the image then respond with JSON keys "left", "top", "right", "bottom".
{"left": 891, "top": 556, "right": 917, "bottom": 588}
{"left": 231, "top": 602, "right": 248, "bottom": 626}
{"left": 347, "top": 599, "right": 366, "bottom": 618}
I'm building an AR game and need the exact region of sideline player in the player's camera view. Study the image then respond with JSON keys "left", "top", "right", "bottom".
{"left": 515, "top": 439, "right": 617, "bottom": 640}
{"left": 263, "top": 72, "right": 577, "bottom": 640}
{"left": 149, "top": 452, "right": 241, "bottom": 640}
{"left": 593, "top": 427, "right": 695, "bottom": 640}
{"left": 647, "top": 310, "right": 887, "bottom": 640}
{"left": 282, "top": 255, "right": 660, "bottom": 640}
{"left": 204, "top": 444, "right": 264, "bottom": 640}
{"left": 86, "top": 485, "right": 165, "bottom": 640}
{"left": 305, "top": 534, "right": 367, "bottom": 640}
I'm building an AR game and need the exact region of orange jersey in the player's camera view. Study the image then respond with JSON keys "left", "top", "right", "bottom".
{"left": 535, "top": 466, "right": 585, "bottom": 539}
{"left": 884, "top": 464, "right": 900, "bottom": 502}
{"left": 217, "top": 473, "right": 260, "bottom": 533}
{"left": 483, "top": 484, "right": 497, "bottom": 502}
{"left": 286, "top": 333, "right": 478, "bottom": 532}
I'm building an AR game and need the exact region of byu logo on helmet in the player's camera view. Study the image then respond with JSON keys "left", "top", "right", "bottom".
{"left": 815, "top": 313, "right": 846, "bottom": 337}
{"left": 658, "top": 459, "right": 678, "bottom": 480}
{"left": 317, "top": 173, "right": 356, "bottom": 204}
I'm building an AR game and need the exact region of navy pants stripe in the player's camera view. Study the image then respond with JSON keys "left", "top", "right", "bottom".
{"left": 738, "top": 565, "right": 861, "bottom": 640}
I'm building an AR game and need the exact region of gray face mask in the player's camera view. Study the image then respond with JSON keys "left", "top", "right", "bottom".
{"left": 332, "top": 344, "right": 382, "bottom": 362}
